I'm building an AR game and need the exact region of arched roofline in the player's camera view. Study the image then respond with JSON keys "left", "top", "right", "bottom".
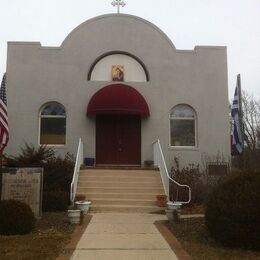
{"left": 87, "top": 51, "right": 150, "bottom": 81}
{"left": 61, "top": 14, "right": 176, "bottom": 50}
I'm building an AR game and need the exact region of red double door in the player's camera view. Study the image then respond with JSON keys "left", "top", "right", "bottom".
{"left": 96, "top": 115, "right": 141, "bottom": 165}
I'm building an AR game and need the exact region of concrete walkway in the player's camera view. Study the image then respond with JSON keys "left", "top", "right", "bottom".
{"left": 70, "top": 213, "right": 178, "bottom": 260}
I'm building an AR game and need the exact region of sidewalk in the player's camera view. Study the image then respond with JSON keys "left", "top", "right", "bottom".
{"left": 70, "top": 213, "right": 178, "bottom": 260}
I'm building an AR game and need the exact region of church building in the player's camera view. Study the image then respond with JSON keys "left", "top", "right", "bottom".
{"left": 5, "top": 13, "right": 230, "bottom": 170}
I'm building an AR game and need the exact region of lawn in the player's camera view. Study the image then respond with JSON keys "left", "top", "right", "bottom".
{"left": 168, "top": 217, "right": 260, "bottom": 260}
{"left": 0, "top": 212, "right": 74, "bottom": 260}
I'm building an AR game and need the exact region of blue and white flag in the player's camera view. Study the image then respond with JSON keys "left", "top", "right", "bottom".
{"left": 231, "top": 76, "right": 243, "bottom": 155}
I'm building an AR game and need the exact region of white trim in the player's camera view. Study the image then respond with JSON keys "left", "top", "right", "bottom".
{"left": 41, "top": 115, "right": 66, "bottom": 118}
{"left": 169, "top": 116, "right": 195, "bottom": 120}
{"left": 169, "top": 104, "right": 198, "bottom": 148}
{"left": 42, "top": 144, "right": 67, "bottom": 148}
{"left": 38, "top": 102, "right": 67, "bottom": 146}
{"left": 169, "top": 146, "right": 199, "bottom": 151}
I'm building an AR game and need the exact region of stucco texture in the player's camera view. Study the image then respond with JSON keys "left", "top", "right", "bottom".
{"left": 5, "top": 14, "right": 230, "bottom": 169}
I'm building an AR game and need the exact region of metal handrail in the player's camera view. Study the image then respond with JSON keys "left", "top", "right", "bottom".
{"left": 152, "top": 139, "right": 191, "bottom": 204}
{"left": 70, "top": 138, "right": 83, "bottom": 203}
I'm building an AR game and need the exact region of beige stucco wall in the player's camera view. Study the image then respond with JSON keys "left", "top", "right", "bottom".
{"left": 5, "top": 14, "right": 230, "bottom": 170}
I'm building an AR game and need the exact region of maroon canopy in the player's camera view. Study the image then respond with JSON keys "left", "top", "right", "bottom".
{"left": 87, "top": 84, "right": 150, "bottom": 117}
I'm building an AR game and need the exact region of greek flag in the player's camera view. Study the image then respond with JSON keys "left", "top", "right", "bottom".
{"left": 231, "top": 77, "right": 243, "bottom": 155}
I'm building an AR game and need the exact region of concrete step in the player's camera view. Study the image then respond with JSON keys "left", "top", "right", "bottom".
{"left": 81, "top": 166, "right": 159, "bottom": 171}
{"left": 90, "top": 198, "right": 157, "bottom": 206}
{"left": 77, "top": 187, "right": 165, "bottom": 194}
{"left": 90, "top": 204, "right": 165, "bottom": 213}
{"left": 78, "top": 176, "right": 161, "bottom": 182}
{"left": 79, "top": 169, "right": 160, "bottom": 178}
{"left": 80, "top": 167, "right": 159, "bottom": 170}
{"left": 77, "top": 181, "right": 163, "bottom": 188}
{"left": 76, "top": 167, "right": 165, "bottom": 213}
{"left": 78, "top": 192, "right": 159, "bottom": 200}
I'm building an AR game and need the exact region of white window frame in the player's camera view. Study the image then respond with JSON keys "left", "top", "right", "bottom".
{"left": 169, "top": 104, "right": 197, "bottom": 149}
{"left": 38, "top": 102, "right": 67, "bottom": 147}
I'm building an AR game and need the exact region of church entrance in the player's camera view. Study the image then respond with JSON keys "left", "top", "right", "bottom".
{"left": 87, "top": 84, "right": 150, "bottom": 165}
{"left": 96, "top": 114, "right": 141, "bottom": 165}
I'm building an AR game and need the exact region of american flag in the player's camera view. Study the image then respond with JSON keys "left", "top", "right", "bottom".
{"left": 0, "top": 73, "right": 9, "bottom": 155}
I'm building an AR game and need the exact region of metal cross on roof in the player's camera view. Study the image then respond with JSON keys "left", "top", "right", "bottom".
{"left": 111, "top": 0, "right": 126, "bottom": 14}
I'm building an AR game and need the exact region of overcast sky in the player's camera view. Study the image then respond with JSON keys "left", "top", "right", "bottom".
{"left": 1, "top": 0, "right": 259, "bottom": 99}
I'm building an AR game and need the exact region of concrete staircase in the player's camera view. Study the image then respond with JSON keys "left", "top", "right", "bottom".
{"left": 76, "top": 167, "right": 165, "bottom": 213}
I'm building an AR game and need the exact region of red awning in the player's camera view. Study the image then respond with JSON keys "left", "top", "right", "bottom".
{"left": 87, "top": 84, "right": 150, "bottom": 117}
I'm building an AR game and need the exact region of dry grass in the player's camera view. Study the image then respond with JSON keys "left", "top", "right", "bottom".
{"left": 0, "top": 212, "right": 74, "bottom": 260}
{"left": 181, "top": 204, "right": 205, "bottom": 214}
{"left": 168, "top": 218, "right": 260, "bottom": 260}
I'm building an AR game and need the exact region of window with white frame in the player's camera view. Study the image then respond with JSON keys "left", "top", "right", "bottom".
{"left": 170, "top": 104, "right": 196, "bottom": 147}
{"left": 40, "top": 102, "right": 66, "bottom": 145}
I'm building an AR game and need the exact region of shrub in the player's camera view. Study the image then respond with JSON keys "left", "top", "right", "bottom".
{"left": 232, "top": 147, "right": 260, "bottom": 172}
{"left": 6, "top": 145, "right": 74, "bottom": 193}
{"left": 43, "top": 154, "right": 74, "bottom": 192}
{"left": 6, "top": 143, "right": 55, "bottom": 167}
{"left": 42, "top": 154, "right": 74, "bottom": 212}
{"left": 205, "top": 171, "right": 260, "bottom": 250}
{"left": 0, "top": 200, "right": 35, "bottom": 235}
{"left": 170, "top": 157, "right": 208, "bottom": 204}
{"left": 5, "top": 145, "right": 75, "bottom": 212}
{"left": 42, "top": 191, "right": 70, "bottom": 212}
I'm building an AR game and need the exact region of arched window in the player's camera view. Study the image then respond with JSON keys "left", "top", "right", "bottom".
{"left": 170, "top": 104, "right": 196, "bottom": 147}
{"left": 88, "top": 52, "right": 149, "bottom": 82}
{"left": 40, "top": 102, "right": 66, "bottom": 145}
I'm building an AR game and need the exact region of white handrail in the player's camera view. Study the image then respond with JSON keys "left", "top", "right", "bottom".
{"left": 70, "top": 138, "right": 83, "bottom": 203}
{"left": 152, "top": 139, "right": 191, "bottom": 204}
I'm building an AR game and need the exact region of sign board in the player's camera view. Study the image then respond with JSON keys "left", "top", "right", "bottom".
{"left": 1, "top": 168, "right": 43, "bottom": 217}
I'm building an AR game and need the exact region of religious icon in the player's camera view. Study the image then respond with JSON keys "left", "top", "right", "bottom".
{"left": 112, "top": 65, "right": 124, "bottom": 81}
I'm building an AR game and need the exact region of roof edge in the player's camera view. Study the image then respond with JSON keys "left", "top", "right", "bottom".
{"left": 61, "top": 13, "right": 176, "bottom": 50}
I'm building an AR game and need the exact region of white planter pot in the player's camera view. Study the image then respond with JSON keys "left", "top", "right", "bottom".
{"left": 75, "top": 201, "right": 91, "bottom": 213}
{"left": 165, "top": 209, "right": 174, "bottom": 221}
{"left": 67, "top": 209, "right": 81, "bottom": 224}
{"left": 167, "top": 201, "right": 182, "bottom": 211}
